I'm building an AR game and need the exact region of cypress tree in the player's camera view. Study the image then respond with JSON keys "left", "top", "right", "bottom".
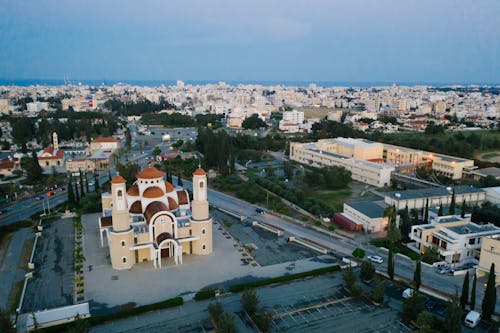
{"left": 67, "top": 177, "right": 75, "bottom": 205}
{"left": 460, "top": 200, "right": 466, "bottom": 218}
{"left": 177, "top": 170, "right": 183, "bottom": 186}
{"left": 445, "top": 292, "right": 463, "bottom": 333}
{"left": 460, "top": 271, "right": 469, "bottom": 310}
{"left": 414, "top": 260, "right": 421, "bottom": 291}
{"left": 94, "top": 172, "right": 100, "bottom": 192}
{"left": 424, "top": 198, "right": 429, "bottom": 223}
{"left": 79, "top": 169, "right": 85, "bottom": 198}
{"left": 388, "top": 248, "right": 394, "bottom": 280}
{"left": 482, "top": 263, "right": 497, "bottom": 320}
{"left": 470, "top": 273, "right": 477, "bottom": 310}
{"left": 75, "top": 182, "right": 80, "bottom": 206}
{"left": 449, "top": 190, "right": 456, "bottom": 215}
{"left": 438, "top": 203, "right": 443, "bottom": 216}
{"left": 400, "top": 205, "right": 410, "bottom": 241}
{"left": 85, "top": 172, "right": 89, "bottom": 193}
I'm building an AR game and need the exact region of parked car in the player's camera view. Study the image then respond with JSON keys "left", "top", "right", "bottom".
{"left": 46, "top": 191, "right": 55, "bottom": 197}
{"left": 367, "top": 255, "right": 384, "bottom": 264}
{"left": 402, "top": 288, "right": 415, "bottom": 299}
{"left": 464, "top": 311, "right": 481, "bottom": 328}
{"left": 425, "top": 298, "right": 437, "bottom": 311}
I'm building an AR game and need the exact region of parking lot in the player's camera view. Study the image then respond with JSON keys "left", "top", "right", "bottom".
{"left": 213, "top": 210, "right": 318, "bottom": 266}
{"left": 22, "top": 218, "right": 74, "bottom": 312}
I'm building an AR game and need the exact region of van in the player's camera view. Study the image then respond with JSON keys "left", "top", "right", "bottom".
{"left": 464, "top": 311, "right": 481, "bottom": 328}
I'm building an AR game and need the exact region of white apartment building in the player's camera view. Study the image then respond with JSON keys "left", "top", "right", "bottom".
{"left": 410, "top": 215, "right": 500, "bottom": 265}
{"left": 27, "top": 101, "right": 49, "bottom": 112}
{"left": 282, "top": 110, "right": 304, "bottom": 124}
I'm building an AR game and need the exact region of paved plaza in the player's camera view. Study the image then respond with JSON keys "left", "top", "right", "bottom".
{"left": 23, "top": 218, "right": 74, "bottom": 312}
{"left": 82, "top": 213, "right": 338, "bottom": 314}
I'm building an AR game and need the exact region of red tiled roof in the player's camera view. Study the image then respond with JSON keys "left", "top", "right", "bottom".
{"left": 177, "top": 190, "right": 189, "bottom": 205}
{"left": 127, "top": 184, "right": 139, "bottom": 196}
{"left": 111, "top": 175, "right": 127, "bottom": 184}
{"left": 193, "top": 167, "right": 206, "bottom": 176}
{"left": 165, "top": 181, "right": 175, "bottom": 193}
{"left": 143, "top": 186, "right": 164, "bottom": 198}
{"left": 93, "top": 137, "right": 119, "bottom": 143}
{"left": 100, "top": 216, "right": 113, "bottom": 227}
{"left": 129, "top": 200, "right": 142, "bottom": 214}
{"left": 144, "top": 201, "right": 169, "bottom": 224}
{"left": 136, "top": 167, "right": 165, "bottom": 179}
{"left": 167, "top": 197, "right": 179, "bottom": 210}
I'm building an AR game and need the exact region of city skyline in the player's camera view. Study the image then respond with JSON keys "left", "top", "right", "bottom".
{"left": 1, "top": 0, "right": 499, "bottom": 84}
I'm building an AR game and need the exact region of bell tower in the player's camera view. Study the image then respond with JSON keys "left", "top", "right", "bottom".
{"left": 190, "top": 167, "right": 212, "bottom": 255}
{"left": 109, "top": 175, "right": 134, "bottom": 269}
{"left": 52, "top": 132, "right": 59, "bottom": 151}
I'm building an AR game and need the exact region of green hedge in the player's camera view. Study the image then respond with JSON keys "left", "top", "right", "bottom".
{"left": 229, "top": 265, "right": 340, "bottom": 293}
{"left": 194, "top": 289, "right": 216, "bottom": 301}
{"left": 38, "top": 297, "right": 183, "bottom": 332}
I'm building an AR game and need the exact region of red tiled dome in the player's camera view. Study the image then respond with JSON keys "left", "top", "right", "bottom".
{"left": 193, "top": 167, "right": 206, "bottom": 176}
{"left": 167, "top": 197, "right": 179, "bottom": 210}
{"left": 127, "top": 184, "right": 139, "bottom": 196}
{"left": 165, "top": 181, "right": 175, "bottom": 193}
{"left": 136, "top": 167, "right": 165, "bottom": 179}
{"left": 142, "top": 186, "right": 165, "bottom": 198}
{"left": 111, "top": 175, "right": 127, "bottom": 184}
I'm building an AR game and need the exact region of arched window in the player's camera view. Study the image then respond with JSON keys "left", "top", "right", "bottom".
{"left": 202, "top": 228, "right": 206, "bottom": 235}
{"left": 117, "top": 190, "right": 123, "bottom": 197}
{"left": 200, "top": 181, "right": 204, "bottom": 189}
{"left": 121, "top": 240, "right": 126, "bottom": 247}
{"left": 122, "top": 257, "right": 127, "bottom": 263}
{"left": 202, "top": 244, "right": 206, "bottom": 250}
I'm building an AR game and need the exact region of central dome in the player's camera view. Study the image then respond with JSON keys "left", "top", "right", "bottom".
{"left": 136, "top": 167, "right": 165, "bottom": 179}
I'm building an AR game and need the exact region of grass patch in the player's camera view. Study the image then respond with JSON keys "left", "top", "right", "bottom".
{"left": 19, "top": 236, "right": 36, "bottom": 269}
{"left": 306, "top": 189, "right": 352, "bottom": 212}
{"left": 8, "top": 279, "right": 24, "bottom": 313}
{"left": 481, "top": 152, "right": 500, "bottom": 160}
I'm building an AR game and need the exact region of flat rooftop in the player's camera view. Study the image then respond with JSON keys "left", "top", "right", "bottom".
{"left": 332, "top": 137, "right": 382, "bottom": 147}
{"left": 447, "top": 223, "right": 500, "bottom": 235}
{"left": 346, "top": 199, "right": 387, "bottom": 219}
{"left": 308, "top": 148, "right": 394, "bottom": 171}
{"left": 386, "top": 185, "right": 484, "bottom": 201}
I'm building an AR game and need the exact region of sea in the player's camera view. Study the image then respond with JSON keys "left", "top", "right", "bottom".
{"left": 0, "top": 79, "right": 497, "bottom": 88}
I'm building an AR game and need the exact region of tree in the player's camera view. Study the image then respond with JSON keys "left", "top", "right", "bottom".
{"left": 177, "top": 170, "right": 183, "bottom": 186}
{"left": 414, "top": 260, "right": 422, "bottom": 291}
{"left": 352, "top": 247, "right": 365, "bottom": 259}
{"left": 461, "top": 200, "right": 466, "bottom": 218}
{"left": 360, "top": 260, "right": 375, "bottom": 282}
{"left": 384, "top": 206, "right": 401, "bottom": 246}
{"left": 75, "top": 181, "right": 80, "bottom": 206}
{"left": 125, "top": 128, "right": 132, "bottom": 150}
{"left": 67, "top": 177, "right": 75, "bottom": 205}
{"left": 460, "top": 272, "right": 469, "bottom": 310}
{"left": 416, "top": 311, "right": 434, "bottom": 333}
{"left": 438, "top": 204, "right": 443, "bottom": 216}
{"left": 79, "top": 169, "right": 85, "bottom": 198}
{"left": 482, "top": 263, "right": 497, "bottom": 321}
{"left": 402, "top": 293, "right": 424, "bottom": 321}
{"left": 370, "top": 278, "right": 385, "bottom": 304}
{"left": 449, "top": 190, "right": 456, "bottom": 215}
{"left": 85, "top": 172, "right": 89, "bottom": 193}
{"left": 241, "top": 289, "right": 259, "bottom": 316}
{"left": 217, "top": 312, "right": 237, "bottom": 333}
{"left": 116, "top": 162, "right": 140, "bottom": 187}
{"left": 252, "top": 311, "right": 272, "bottom": 332}
{"left": 342, "top": 264, "right": 357, "bottom": 291}
{"left": 424, "top": 199, "right": 429, "bottom": 223}
{"left": 242, "top": 114, "right": 267, "bottom": 129}
{"left": 470, "top": 273, "right": 477, "bottom": 310}
{"left": 444, "top": 292, "right": 463, "bottom": 333}
{"left": 388, "top": 248, "right": 394, "bottom": 280}
{"left": 94, "top": 172, "right": 100, "bottom": 192}
{"left": 400, "top": 205, "right": 410, "bottom": 241}
{"left": 152, "top": 146, "right": 161, "bottom": 157}
{"left": 67, "top": 313, "right": 90, "bottom": 333}
{"left": 0, "top": 308, "right": 15, "bottom": 333}
{"left": 283, "top": 161, "right": 294, "bottom": 180}
{"left": 208, "top": 301, "right": 224, "bottom": 323}
{"left": 24, "top": 149, "right": 44, "bottom": 183}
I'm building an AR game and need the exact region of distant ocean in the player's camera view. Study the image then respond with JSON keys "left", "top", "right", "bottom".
{"left": 0, "top": 79, "right": 497, "bottom": 88}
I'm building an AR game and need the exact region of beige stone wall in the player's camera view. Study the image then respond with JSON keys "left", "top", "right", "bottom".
{"left": 136, "top": 232, "right": 149, "bottom": 244}
{"left": 102, "top": 196, "right": 112, "bottom": 210}
{"left": 109, "top": 229, "right": 134, "bottom": 269}
{"left": 192, "top": 200, "right": 209, "bottom": 221}
{"left": 137, "top": 248, "right": 150, "bottom": 262}
{"left": 190, "top": 219, "right": 213, "bottom": 255}
{"left": 177, "top": 226, "right": 191, "bottom": 238}
{"left": 478, "top": 237, "right": 500, "bottom": 285}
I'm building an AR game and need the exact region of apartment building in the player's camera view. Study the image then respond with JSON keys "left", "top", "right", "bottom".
{"left": 477, "top": 235, "right": 500, "bottom": 285}
{"left": 410, "top": 215, "right": 500, "bottom": 265}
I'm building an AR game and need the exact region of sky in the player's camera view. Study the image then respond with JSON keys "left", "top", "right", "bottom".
{"left": 0, "top": 0, "right": 499, "bottom": 84}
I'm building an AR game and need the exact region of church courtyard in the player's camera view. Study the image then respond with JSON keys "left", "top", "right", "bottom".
{"left": 81, "top": 212, "right": 339, "bottom": 314}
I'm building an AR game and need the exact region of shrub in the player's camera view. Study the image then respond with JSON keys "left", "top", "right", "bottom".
{"left": 416, "top": 311, "right": 434, "bottom": 332}
{"left": 241, "top": 289, "right": 259, "bottom": 316}
{"left": 360, "top": 260, "right": 375, "bottom": 282}
{"left": 352, "top": 247, "right": 365, "bottom": 259}
{"left": 371, "top": 279, "right": 385, "bottom": 304}
{"left": 194, "top": 289, "right": 215, "bottom": 301}
{"left": 402, "top": 293, "right": 424, "bottom": 322}
{"left": 208, "top": 301, "right": 223, "bottom": 322}
{"left": 350, "top": 283, "right": 363, "bottom": 297}
{"left": 252, "top": 311, "right": 272, "bottom": 332}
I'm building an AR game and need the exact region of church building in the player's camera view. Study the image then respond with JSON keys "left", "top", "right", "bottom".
{"left": 98, "top": 166, "right": 213, "bottom": 270}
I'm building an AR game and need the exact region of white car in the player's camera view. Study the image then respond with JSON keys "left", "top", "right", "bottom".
{"left": 367, "top": 255, "right": 384, "bottom": 264}
{"left": 402, "top": 288, "right": 415, "bottom": 299}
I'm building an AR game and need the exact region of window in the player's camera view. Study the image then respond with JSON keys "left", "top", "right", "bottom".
{"left": 202, "top": 228, "right": 206, "bottom": 235}
{"left": 202, "top": 244, "right": 206, "bottom": 250}
{"left": 117, "top": 190, "right": 123, "bottom": 197}
{"left": 121, "top": 240, "right": 126, "bottom": 247}
{"left": 122, "top": 257, "right": 127, "bottom": 263}
{"left": 200, "top": 181, "right": 204, "bottom": 189}
{"left": 469, "top": 238, "right": 475, "bottom": 245}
